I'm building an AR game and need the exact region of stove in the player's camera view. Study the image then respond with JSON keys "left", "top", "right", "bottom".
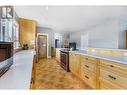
{"left": 60, "top": 49, "right": 70, "bottom": 72}
{"left": 60, "top": 42, "right": 77, "bottom": 72}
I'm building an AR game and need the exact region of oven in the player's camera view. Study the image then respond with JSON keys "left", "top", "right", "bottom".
{"left": 60, "top": 50, "right": 69, "bottom": 72}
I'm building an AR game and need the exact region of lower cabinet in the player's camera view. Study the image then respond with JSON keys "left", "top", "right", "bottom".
{"left": 99, "top": 77, "right": 122, "bottom": 89}
{"left": 81, "top": 70, "right": 97, "bottom": 88}
{"left": 80, "top": 55, "right": 98, "bottom": 89}
{"left": 99, "top": 59, "right": 127, "bottom": 89}
{"left": 69, "top": 51, "right": 127, "bottom": 89}
{"left": 69, "top": 52, "right": 98, "bottom": 89}
{"left": 69, "top": 52, "right": 80, "bottom": 77}
{"left": 69, "top": 52, "right": 74, "bottom": 72}
{"left": 56, "top": 48, "right": 61, "bottom": 63}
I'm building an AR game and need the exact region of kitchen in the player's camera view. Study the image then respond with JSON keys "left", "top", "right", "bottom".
{"left": 0, "top": 6, "right": 127, "bottom": 90}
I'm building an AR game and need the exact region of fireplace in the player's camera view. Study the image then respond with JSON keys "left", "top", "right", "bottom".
{"left": 0, "top": 50, "right": 6, "bottom": 62}
{"left": 0, "top": 42, "right": 13, "bottom": 62}
{"left": 0, "top": 42, "right": 13, "bottom": 77}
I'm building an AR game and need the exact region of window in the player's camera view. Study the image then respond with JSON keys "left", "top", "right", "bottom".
{"left": 13, "top": 20, "right": 20, "bottom": 49}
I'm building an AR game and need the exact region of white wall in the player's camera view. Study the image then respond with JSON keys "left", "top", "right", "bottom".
{"left": 88, "top": 19, "right": 119, "bottom": 49}
{"left": 70, "top": 19, "right": 120, "bottom": 49}
{"left": 69, "top": 32, "right": 81, "bottom": 49}
{"left": 70, "top": 32, "right": 88, "bottom": 49}
{"left": 54, "top": 33, "right": 63, "bottom": 48}
{"left": 118, "top": 18, "right": 127, "bottom": 49}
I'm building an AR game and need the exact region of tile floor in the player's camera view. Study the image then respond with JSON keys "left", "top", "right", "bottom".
{"left": 34, "top": 58, "right": 91, "bottom": 89}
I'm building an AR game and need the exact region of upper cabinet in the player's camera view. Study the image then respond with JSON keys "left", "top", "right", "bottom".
{"left": 18, "top": 18, "right": 36, "bottom": 49}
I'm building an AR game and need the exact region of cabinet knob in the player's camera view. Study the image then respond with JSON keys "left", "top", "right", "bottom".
{"left": 85, "top": 75, "right": 89, "bottom": 79}
{"left": 85, "top": 58, "right": 88, "bottom": 60}
{"left": 85, "top": 65, "right": 89, "bottom": 68}
{"left": 110, "top": 65, "right": 114, "bottom": 67}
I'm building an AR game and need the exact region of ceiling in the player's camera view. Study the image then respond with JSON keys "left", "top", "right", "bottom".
{"left": 14, "top": 6, "right": 127, "bottom": 33}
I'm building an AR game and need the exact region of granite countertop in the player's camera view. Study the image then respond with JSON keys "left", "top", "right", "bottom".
{"left": 70, "top": 50, "right": 127, "bottom": 65}
{"left": 0, "top": 49, "right": 35, "bottom": 89}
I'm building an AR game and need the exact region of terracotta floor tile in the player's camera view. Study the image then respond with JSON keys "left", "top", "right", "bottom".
{"left": 34, "top": 58, "right": 92, "bottom": 90}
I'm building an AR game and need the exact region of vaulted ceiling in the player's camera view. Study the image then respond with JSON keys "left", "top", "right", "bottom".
{"left": 14, "top": 6, "right": 127, "bottom": 33}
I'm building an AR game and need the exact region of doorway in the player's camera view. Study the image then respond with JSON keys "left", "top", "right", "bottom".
{"left": 38, "top": 33, "right": 48, "bottom": 59}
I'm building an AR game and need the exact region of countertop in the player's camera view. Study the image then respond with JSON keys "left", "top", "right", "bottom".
{"left": 0, "top": 49, "right": 35, "bottom": 89}
{"left": 70, "top": 50, "right": 127, "bottom": 65}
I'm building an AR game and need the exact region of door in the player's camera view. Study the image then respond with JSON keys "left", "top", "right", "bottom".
{"left": 38, "top": 35, "right": 48, "bottom": 58}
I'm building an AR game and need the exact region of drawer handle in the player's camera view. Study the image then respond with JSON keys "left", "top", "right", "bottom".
{"left": 110, "top": 65, "right": 114, "bottom": 67}
{"left": 85, "top": 75, "right": 89, "bottom": 79}
{"left": 108, "top": 75, "right": 116, "bottom": 80}
{"left": 85, "top": 65, "right": 89, "bottom": 68}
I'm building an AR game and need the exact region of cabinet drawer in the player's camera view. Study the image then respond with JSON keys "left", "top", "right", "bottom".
{"left": 81, "top": 58, "right": 96, "bottom": 73}
{"left": 100, "top": 68, "right": 127, "bottom": 89}
{"left": 100, "top": 77, "right": 122, "bottom": 89}
{"left": 81, "top": 55, "right": 97, "bottom": 64}
{"left": 100, "top": 59, "right": 127, "bottom": 75}
{"left": 81, "top": 71, "right": 96, "bottom": 88}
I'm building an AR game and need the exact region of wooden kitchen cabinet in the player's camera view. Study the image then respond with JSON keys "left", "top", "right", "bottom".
{"left": 69, "top": 51, "right": 127, "bottom": 89}
{"left": 69, "top": 52, "right": 98, "bottom": 89}
{"left": 19, "top": 18, "right": 36, "bottom": 49}
{"left": 69, "top": 52, "right": 74, "bottom": 72}
{"left": 99, "top": 59, "right": 127, "bottom": 89}
{"left": 80, "top": 55, "right": 97, "bottom": 73}
{"left": 74, "top": 53, "right": 80, "bottom": 76}
{"left": 56, "top": 48, "right": 61, "bottom": 63}
{"left": 99, "top": 77, "right": 122, "bottom": 89}
{"left": 69, "top": 52, "right": 80, "bottom": 77}
{"left": 81, "top": 70, "right": 97, "bottom": 88}
{"left": 80, "top": 55, "right": 98, "bottom": 89}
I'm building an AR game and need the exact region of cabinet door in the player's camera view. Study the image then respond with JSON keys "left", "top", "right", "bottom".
{"left": 100, "top": 77, "right": 122, "bottom": 89}
{"left": 74, "top": 54, "right": 80, "bottom": 76}
{"left": 69, "top": 53, "right": 76, "bottom": 73}
{"left": 71, "top": 53, "right": 75, "bottom": 73}
{"left": 56, "top": 49, "right": 60, "bottom": 62}
{"left": 69, "top": 53, "right": 80, "bottom": 77}
{"left": 69, "top": 53, "right": 73, "bottom": 72}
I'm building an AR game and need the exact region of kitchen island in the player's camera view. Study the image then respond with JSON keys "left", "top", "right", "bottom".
{"left": 0, "top": 49, "right": 35, "bottom": 89}
{"left": 69, "top": 49, "right": 127, "bottom": 89}
{"left": 70, "top": 50, "right": 127, "bottom": 65}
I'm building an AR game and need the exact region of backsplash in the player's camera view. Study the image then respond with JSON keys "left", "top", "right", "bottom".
{"left": 86, "top": 48, "right": 127, "bottom": 57}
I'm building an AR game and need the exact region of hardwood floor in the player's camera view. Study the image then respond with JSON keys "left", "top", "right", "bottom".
{"left": 34, "top": 58, "right": 91, "bottom": 89}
